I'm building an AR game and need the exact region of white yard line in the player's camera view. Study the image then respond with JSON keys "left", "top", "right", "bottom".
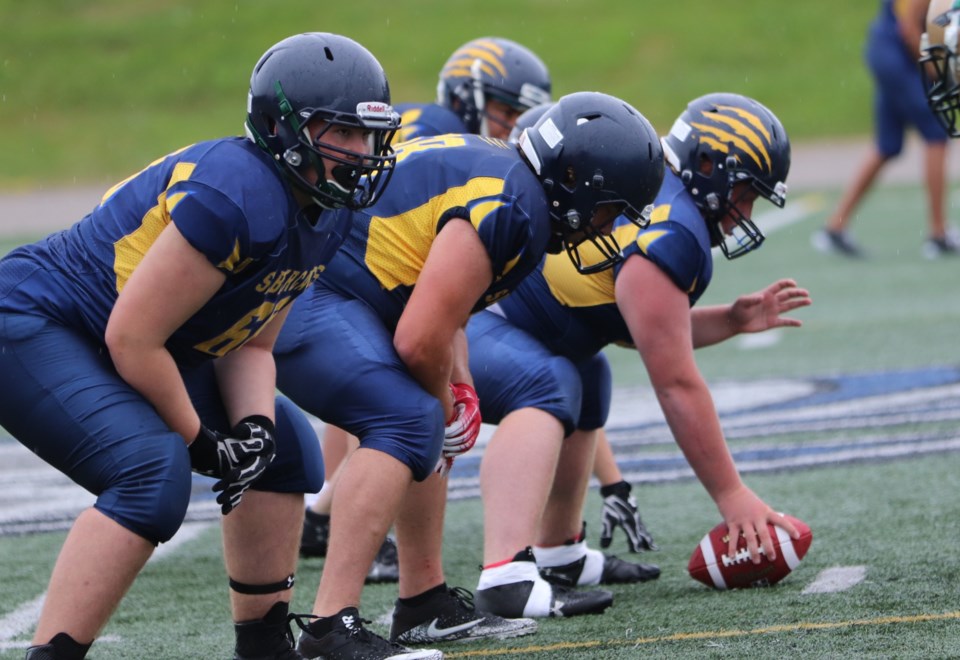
{"left": 0, "top": 521, "right": 212, "bottom": 647}
{"left": 803, "top": 566, "right": 868, "bottom": 594}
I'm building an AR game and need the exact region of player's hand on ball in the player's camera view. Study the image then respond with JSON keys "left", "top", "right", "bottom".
{"left": 599, "top": 480, "right": 658, "bottom": 552}
{"left": 443, "top": 382, "right": 481, "bottom": 457}
{"left": 189, "top": 416, "right": 276, "bottom": 514}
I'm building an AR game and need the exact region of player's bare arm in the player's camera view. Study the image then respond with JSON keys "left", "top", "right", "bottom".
{"left": 105, "top": 221, "right": 225, "bottom": 440}
{"left": 394, "top": 217, "right": 492, "bottom": 417}
{"left": 213, "top": 304, "right": 292, "bottom": 426}
{"left": 616, "top": 255, "right": 796, "bottom": 562}
{"left": 690, "top": 278, "right": 811, "bottom": 348}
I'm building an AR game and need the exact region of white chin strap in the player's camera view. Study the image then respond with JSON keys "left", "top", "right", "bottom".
{"left": 471, "top": 58, "right": 490, "bottom": 137}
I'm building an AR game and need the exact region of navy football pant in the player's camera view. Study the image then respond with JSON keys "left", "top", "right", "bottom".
{"left": 274, "top": 286, "right": 445, "bottom": 482}
{"left": 466, "top": 310, "right": 612, "bottom": 436}
{"left": 0, "top": 312, "right": 323, "bottom": 545}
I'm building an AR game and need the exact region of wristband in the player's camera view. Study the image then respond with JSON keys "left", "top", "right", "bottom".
{"left": 236, "top": 415, "right": 276, "bottom": 435}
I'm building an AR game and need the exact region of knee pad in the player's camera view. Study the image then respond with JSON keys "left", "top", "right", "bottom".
{"left": 95, "top": 433, "right": 192, "bottom": 545}
{"left": 251, "top": 395, "right": 325, "bottom": 494}
{"left": 522, "top": 356, "right": 583, "bottom": 436}
{"left": 361, "top": 394, "right": 445, "bottom": 482}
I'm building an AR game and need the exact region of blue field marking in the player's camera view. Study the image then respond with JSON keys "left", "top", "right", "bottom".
{"left": 444, "top": 365, "right": 960, "bottom": 500}
{"left": 2, "top": 365, "right": 959, "bottom": 532}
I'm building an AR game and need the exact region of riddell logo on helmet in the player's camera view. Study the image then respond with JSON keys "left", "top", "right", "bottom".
{"left": 358, "top": 102, "right": 389, "bottom": 113}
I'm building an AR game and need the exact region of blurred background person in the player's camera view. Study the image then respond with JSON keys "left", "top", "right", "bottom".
{"left": 813, "top": 0, "right": 957, "bottom": 259}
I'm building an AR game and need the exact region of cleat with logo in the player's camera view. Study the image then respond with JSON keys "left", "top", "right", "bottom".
{"left": 390, "top": 585, "right": 536, "bottom": 644}
{"left": 475, "top": 548, "right": 612, "bottom": 618}
{"left": 295, "top": 607, "right": 442, "bottom": 660}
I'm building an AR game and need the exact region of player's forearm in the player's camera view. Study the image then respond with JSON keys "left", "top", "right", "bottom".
{"left": 395, "top": 334, "right": 455, "bottom": 418}
{"left": 655, "top": 378, "right": 743, "bottom": 501}
{"left": 109, "top": 343, "right": 199, "bottom": 440}
{"left": 213, "top": 344, "right": 277, "bottom": 425}
{"left": 448, "top": 328, "right": 473, "bottom": 385}
{"left": 690, "top": 304, "right": 738, "bottom": 348}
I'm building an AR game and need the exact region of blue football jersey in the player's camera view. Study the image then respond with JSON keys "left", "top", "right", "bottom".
{"left": 315, "top": 133, "right": 552, "bottom": 328}
{"left": 394, "top": 102, "right": 467, "bottom": 142}
{"left": 0, "top": 137, "right": 348, "bottom": 367}
{"left": 497, "top": 170, "right": 714, "bottom": 361}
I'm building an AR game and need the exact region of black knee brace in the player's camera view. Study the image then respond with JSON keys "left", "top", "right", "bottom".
{"left": 229, "top": 573, "right": 295, "bottom": 595}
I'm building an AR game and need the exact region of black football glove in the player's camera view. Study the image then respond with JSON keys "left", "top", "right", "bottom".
{"left": 599, "top": 480, "right": 658, "bottom": 552}
{"left": 189, "top": 415, "right": 276, "bottom": 515}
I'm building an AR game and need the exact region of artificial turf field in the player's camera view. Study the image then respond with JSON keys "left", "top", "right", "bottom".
{"left": 1, "top": 181, "right": 959, "bottom": 658}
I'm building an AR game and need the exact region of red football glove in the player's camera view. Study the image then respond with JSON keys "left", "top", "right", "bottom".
{"left": 443, "top": 382, "right": 481, "bottom": 457}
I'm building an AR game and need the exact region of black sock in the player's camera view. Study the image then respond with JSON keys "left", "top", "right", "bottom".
{"left": 25, "top": 633, "right": 92, "bottom": 660}
{"left": 304, "top": 509, "right": 329, "bottom": 524}
{"left": 397, "top": 582, "right": 447, "bottom": 607}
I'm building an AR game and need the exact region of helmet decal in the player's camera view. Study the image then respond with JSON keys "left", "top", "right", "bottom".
{"left": 662, "top": 92, "right": 791, "bottom": 260}
{"left": 442, "top": 41, "right": 510, "bottom": 80}
{"left": 437, "top": 37, "right": 552, "bottom": 136}
{"left": 691, "top": 104, "right": 774, "bottom": 173}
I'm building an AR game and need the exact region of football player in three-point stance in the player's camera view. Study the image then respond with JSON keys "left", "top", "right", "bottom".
{"left": 466, "top": 94, "right": 809, "bottom": 617}
{"left": 272, "top": 92, "right": 664, "bottom": 658}
{"left": 0, "top": 33, "right": 399, "bottom": 660}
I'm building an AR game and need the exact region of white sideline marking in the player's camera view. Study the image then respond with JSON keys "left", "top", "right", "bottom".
{"left": 0, "top": 522, "right": 211, "bottom": 646}
{"left": 738, "top": 329, "right": 783, "bottom": 350}
{"left": 802, "top": 566, "right": 867, "bottom": 594}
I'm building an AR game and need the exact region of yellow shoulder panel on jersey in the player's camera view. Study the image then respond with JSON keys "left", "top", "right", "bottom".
{"left": 542, "top": 250, "right": 615, "bottom": 309}
{"left": 396, "top": 108, "right": 425, "bottom": 143}
{"left": 366, "top": 176, "right": 507, "bottom": 290}
{"left": 113, "top": 162, "right": 196, "bottom": 293}
{"left": 540, "top": 222, "right": 640, "bottom": 309}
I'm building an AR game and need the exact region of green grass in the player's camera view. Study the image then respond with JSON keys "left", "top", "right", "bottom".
{"left": 2, "top": 452, "right": 958, "bottom": 659}
{"left": 609, "top": 184, "right": 960, "bottom": 387}
{"left": 0, "top": 1, "right": 878, "bottom": 187}
{"left": 2, "top": 179, "right": 960, "bottom": 657}
{"left": 3, "top": 5, "right": 960, "bottom": 656}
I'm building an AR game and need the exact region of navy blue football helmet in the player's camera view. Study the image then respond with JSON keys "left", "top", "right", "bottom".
{"left": 920, "top": 0, "right": 960, "bottom": 137}
{"left": 245, "top": 32, "right": 401, "bottom": 210}
{"left": 661, "top": 92, "right": 790, "bottom": 259}
{"left": 437, "top": 37, "right": 552, "bottom": 137}
{"left": 507, "top": 102, "right": 555, "bottom": 144}
{"left": 517, "top": 92, "right": 665, "bottom": 274}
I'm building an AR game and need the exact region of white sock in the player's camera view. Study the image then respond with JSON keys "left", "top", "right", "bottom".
{"left": 533, "top": 540, "right": 604, "bottom": 586}
{"left": 477, "top": 560, "right": 555, "bottom": 617}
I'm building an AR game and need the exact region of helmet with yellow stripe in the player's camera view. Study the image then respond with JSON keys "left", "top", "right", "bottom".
{"left": 661, "top": 93, "right": 790, "bottom": 259}
{"left": 437, "top": 37, "right": 552, "bottom": 137}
